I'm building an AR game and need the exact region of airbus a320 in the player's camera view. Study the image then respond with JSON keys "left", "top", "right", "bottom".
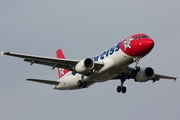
{"left": 2, "top": 33, "right": 177, "bottom": 93}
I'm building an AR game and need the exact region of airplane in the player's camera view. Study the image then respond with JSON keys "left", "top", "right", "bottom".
{"left": 1, "top": 33, "right": 177, "bottom": 93}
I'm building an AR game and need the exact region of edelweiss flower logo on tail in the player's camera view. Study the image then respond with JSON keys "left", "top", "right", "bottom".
{"left": 123, "top": 37, "right": 134, "bottom": 51}
{"left": 59, "top": 68, "right": 65, "bottom": 77}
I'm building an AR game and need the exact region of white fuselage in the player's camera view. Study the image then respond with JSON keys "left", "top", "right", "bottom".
{"left": 53, "top": 45, "right": 134, "bottom": 90}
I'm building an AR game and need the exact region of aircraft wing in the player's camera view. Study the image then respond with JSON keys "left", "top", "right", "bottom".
{"left": 2, "top": 52, "right": 104, "bottom": 71}
{"left": 152, "top": 73, "right": 177, "bottom": 81}
{"left": 112, "top": 67, "right": 177, "bottom": 82}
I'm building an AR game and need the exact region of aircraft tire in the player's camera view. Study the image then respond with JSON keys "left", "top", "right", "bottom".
{"left": 122, "top": 86, "right": 126, "bottom": 93}
{"left": 117, "top": 86, "right": 121, "bottom": 93}
{"left": 82, "top": 81, "right": 87, "bottom": 88}
{"left": 77, "top": 80, "right": 82, "bottom": 87}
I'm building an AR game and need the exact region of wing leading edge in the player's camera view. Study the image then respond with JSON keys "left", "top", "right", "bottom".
{"left": 2, "top": 52, "right": 104, "bottom": 71}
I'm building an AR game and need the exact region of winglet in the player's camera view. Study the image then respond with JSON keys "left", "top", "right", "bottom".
{"left": 1, "top": 52, "right": 4, "bottom": 57}
{"left": 174, "top": 77, "right": 177, "bottom": 82}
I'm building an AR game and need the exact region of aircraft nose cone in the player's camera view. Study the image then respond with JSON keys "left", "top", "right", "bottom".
{"left": 138, "top": 39, "right": 154, "bottom": 56}
{"left": 144, "top": 39, "right": 154, "bottom": 47}
{"left": 121, "top": 38, "right": 154, "bottom": 57}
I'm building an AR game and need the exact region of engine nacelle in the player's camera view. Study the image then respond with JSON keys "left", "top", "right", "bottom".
{"left": 135, "top": 67, "right": 154, "bottom": 82}
{"left": 75, "top": 58, "right": 94, "bottom": 74}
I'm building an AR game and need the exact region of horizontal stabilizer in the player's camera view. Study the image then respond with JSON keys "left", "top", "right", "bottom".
{"left": 26, "top": 78, "right": 59, "bottom": 85}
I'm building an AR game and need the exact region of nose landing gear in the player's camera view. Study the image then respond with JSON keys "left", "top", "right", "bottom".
{"left": 134, "top": 57, "right": 140, "bottom": 68}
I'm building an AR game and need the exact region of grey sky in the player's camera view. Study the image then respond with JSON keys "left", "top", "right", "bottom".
{"left": 0, "top": 1, "right": 180, "bottom": 120}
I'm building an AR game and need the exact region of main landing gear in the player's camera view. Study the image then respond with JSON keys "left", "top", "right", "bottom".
{"left": 77, "top": 75, "right": 87, "bottom": 88}
{"left": 117, "top": 73, "right": 127, "bottom": 93}
{"left": 77, "top": 80, "right": 87, "bottom": 88}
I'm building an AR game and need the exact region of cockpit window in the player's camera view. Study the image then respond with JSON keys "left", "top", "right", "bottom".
{"left": 142, "top": 36, "right": 150, "bottom": 38}
{"left": 135, "top": 35, "right": 150, "bottom": 40}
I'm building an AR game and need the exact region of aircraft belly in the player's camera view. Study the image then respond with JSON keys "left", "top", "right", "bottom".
{"left": 88, "top": 50, "right": 133, "bottom": 82}
{"left": 54, "top": 74, "right": 79, "bottom": 90}
{"left": 54, "top": 73, "right": 96, "bottom": 90}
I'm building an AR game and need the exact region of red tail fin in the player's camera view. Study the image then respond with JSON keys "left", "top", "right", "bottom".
{"left": 56, "top": 49, "right": 69, "bottom": 79}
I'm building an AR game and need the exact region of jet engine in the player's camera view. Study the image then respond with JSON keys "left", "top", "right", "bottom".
{"left": 75, "top": 58, "right": 94, "bottom": 74}
{"left": 135, "top": 67, "right": 154, "bottom": 82}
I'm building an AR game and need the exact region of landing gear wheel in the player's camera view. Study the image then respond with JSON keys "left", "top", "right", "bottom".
{"left": 77, "top": 80, "right": 82, "bottom": 87}
{"left": 116, "top": 73, "right": 127, "bottom": 93}
{"left": 77, "top": 80, "right": 87, "bottom": 88}
{"left": 82, "top": 81, "right": 87, "bottom": 88}
{"left": 122, "top": 86, "right": 126, "bottom": 93}
{"left": 117, "top": 86, "right": 122, "bottom": 93}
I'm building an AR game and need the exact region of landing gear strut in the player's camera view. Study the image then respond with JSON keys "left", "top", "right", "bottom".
{"left": 134, "top": 57, "right": 140, "bottom": 69}
{"left": 77, "top": 75, "right": 87, "bottom": 88}
{"left": 117, "top": 73, "right": 127, "bottom": 94}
